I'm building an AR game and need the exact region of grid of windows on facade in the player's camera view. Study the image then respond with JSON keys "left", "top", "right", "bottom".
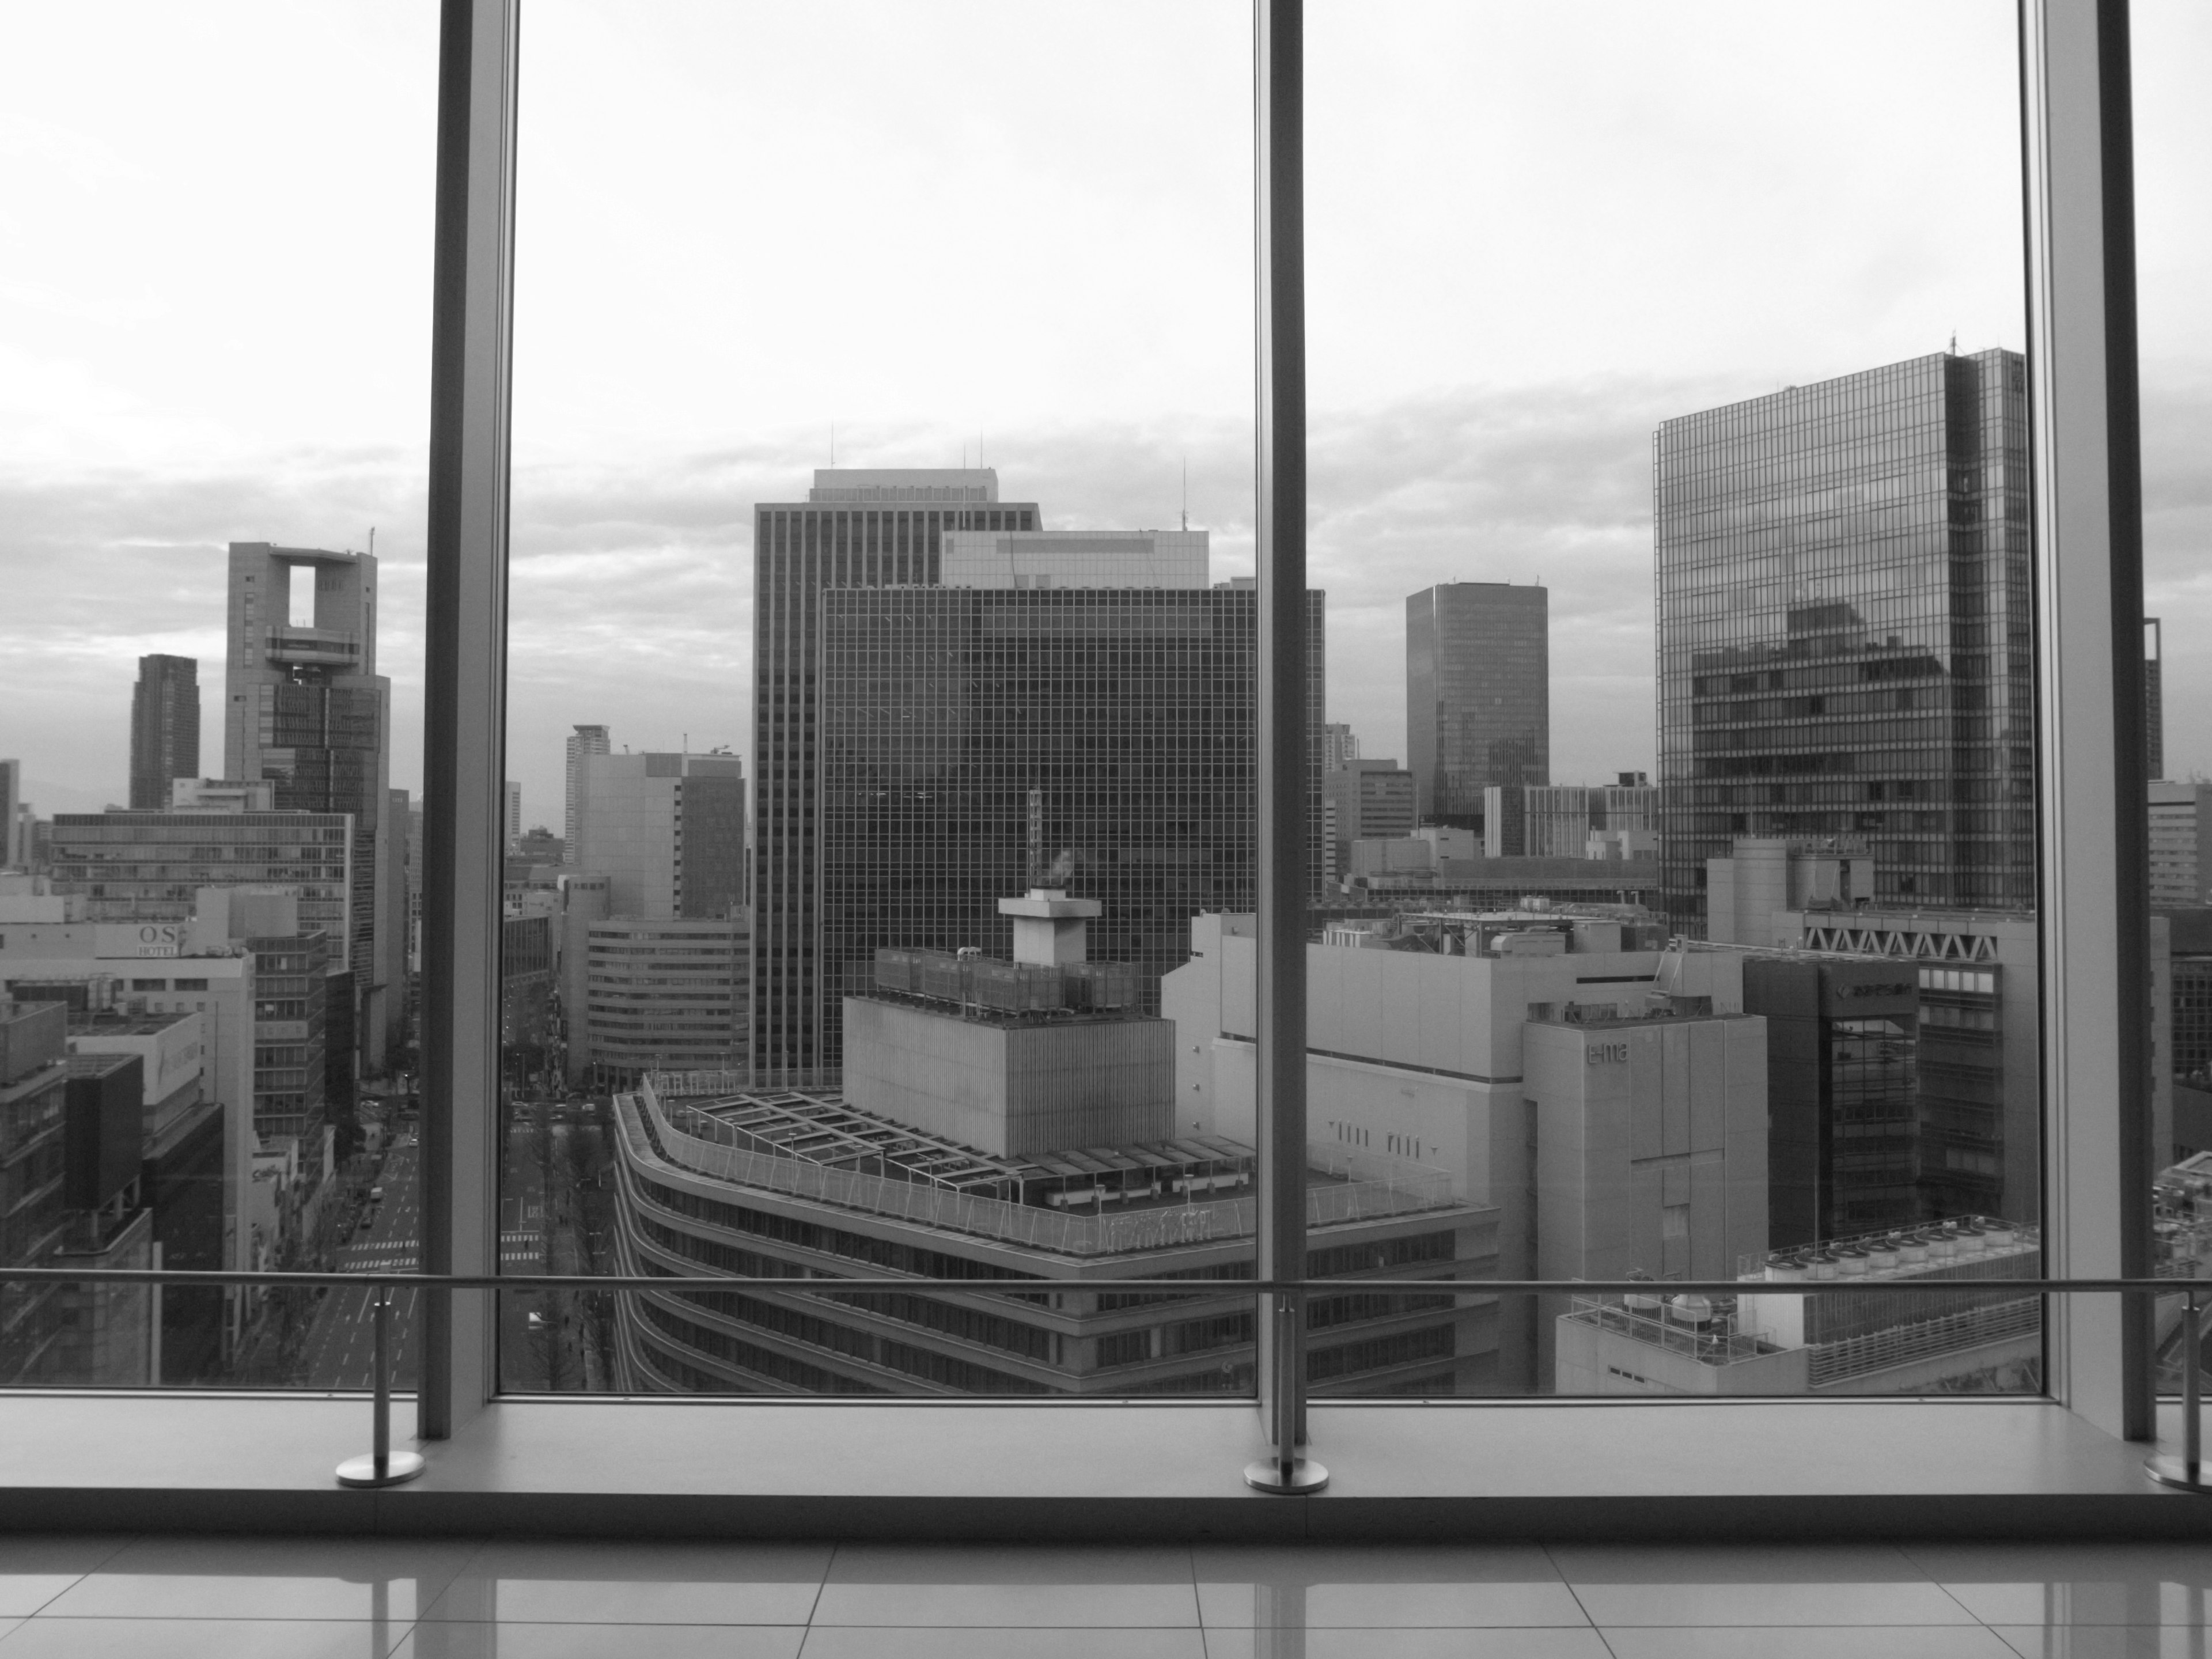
{"left": 1654, "top": 350, "right": 2032, "bottom": 933}
{"left": 46, "top": 814, "right": 355, "bottom": 955}
{"left": 607, "top": 1075, "right": 1494, "bottom": 1399}
{"left": 816, "top": 586, "right": 1324, "bottom": 1062}
{"left": 1406, "top": 582, "right": 1550, "bottom": 831}
{"left": 583, "top": 921, "right": 748, "bottom": 1086}
{"left": 751, "top": 472, "right": 1041, "bottom": 1085}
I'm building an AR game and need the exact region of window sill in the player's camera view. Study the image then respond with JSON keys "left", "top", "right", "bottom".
{"left": 0, "top": 1394, "right": 2205, "bottom": 1541}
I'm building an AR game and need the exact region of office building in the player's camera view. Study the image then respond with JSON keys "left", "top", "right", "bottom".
{"left": 1323, "top": 723, "right": 1360, "bottom": 774}
{"left": 501, "top": 911, "right": 555, "bottom": 1090}
{"left": 505, "top": 781, "right": 522, "bottom": 850}
{"left": 1323, "top": 761, "right": 1415, "bottom": 879}
{"left": 1406, "top": 583, "right": 1549, "bottom": 829}
{"left": 565, "top": 725, "right": 611, "bottom": 855}
{"left": 1655, "top": 350, "right": 2033, "bottom": 934}
{"left": 610, "top": 901, "right": 1495, "bottom": 1396}
{"left": 938, "top": 528, "right": 1207, "bottom": 589}
{"left": 816, "top": 581, "right": 1324, "bottom": 1073}
{"left": 46, "top": 811, "right": 354, "bottom": 960}
{"left": 0, "top": 761, "right": 21, "bottom": 869}
{"left": 222, "top": 543, "right": 393, "bottom": 1062}
{"left": 1162, "top": 906, "right": 1756, "bottom": 1388}
{"left": 2147, "top": 618, "right": 2165, "bottom": 783}
{"left": 2150, "top": 782, "right": 2212, "bottom": 907}
{"left": 572, "top": 751, "right": 744, "bottom": 922}
{"left": 1557, "top": 1217, "right": 2041, "bottom": 1396}
{"left": 751, "top": 469, "right": 1043, "bottom": 1083}
{"left": 0, "top": 1001, "right": 70, "bottom": 1382}
{"left": 581, "top": 916, "right": 747, "bottom": 1086}
{"left": 128, "top": 655, "right": 201, "bottom": 811}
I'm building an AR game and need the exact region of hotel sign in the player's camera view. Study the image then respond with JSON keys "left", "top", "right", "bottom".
{"left": 96, "top": 923, "right": 184, "bottom": 959}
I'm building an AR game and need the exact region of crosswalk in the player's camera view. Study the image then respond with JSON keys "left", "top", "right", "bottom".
{"left": 337, "top": 1232, "right": 546, "bottom": 1271}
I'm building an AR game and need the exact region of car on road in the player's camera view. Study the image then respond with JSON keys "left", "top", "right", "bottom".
{"left": 369, "top": 1185, "right": 384, "bottom": 1203}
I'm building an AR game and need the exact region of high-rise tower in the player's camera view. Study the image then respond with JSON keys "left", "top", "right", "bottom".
{"left": 222, "top": 542, "right": 393, "bottom": 1065}
{"left": 1406, "top": 583, "right": 1550, "bottom": 831}
{"left": 1653, "top": 350, "right": 2033, "bottom": 933}
{"left": 128, "top": 654, "right": 200, "bottom": 810}
{"left": 751, "top": 469, "right": 1041, "bottom": 1084}
{"left": 565, "top": 725, "right": 611, "bottom": 853}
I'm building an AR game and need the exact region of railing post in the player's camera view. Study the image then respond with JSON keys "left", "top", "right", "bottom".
{"left": 338, "top": 1284, "right": 426, "bottom": 1489}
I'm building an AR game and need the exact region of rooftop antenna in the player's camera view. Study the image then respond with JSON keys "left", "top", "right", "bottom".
{"left": 1949, "top": 331, "right": 1957, "bottom": 355}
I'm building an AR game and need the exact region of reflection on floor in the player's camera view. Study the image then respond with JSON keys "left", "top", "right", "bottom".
{"left": 0, "top": 1534, "right": 2202, "bottom": 1656}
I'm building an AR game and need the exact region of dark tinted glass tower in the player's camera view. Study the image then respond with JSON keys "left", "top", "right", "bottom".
{"left": 128, "top": 654, "right": 200, "bottom": 810}
{"left": 1655, "top": 350, "right": 2032, "bottom": 933}
{"left": 818, "top": 584, "right": 1324, "bottom": 1070}
{"left": 750, "top": 471, "right": 1040, "bottom": 1084}
{"left": 224, "top": 543, "right": 392, "bottom": 1067}
{"left": 1405, "top": 583, "right": 1549, "bottom": 830}
{"left": 2147, "top": 617, "right": 2165, "bottom": 782}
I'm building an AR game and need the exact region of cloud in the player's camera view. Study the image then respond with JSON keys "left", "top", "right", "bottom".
{"left": 10, "top": 368, "right": 2212, "bottom": 828}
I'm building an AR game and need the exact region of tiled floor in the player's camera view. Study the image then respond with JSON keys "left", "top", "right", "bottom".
{"left": 0, "top": 1534, "right": 2205, "bottom": 1656}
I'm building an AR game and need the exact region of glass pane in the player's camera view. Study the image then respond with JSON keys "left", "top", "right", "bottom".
{"left": 505, "top": 0, "right": 1457, "bottom": 1396}
{"left": 1302, "top": 0, "right": 2036, "bottom": 1395}
{"left": 2135, "top": 1, "right": 2212, "bottom": 1389}
{"left": 0, "top": 3, "right": 435, "bottom": 1385}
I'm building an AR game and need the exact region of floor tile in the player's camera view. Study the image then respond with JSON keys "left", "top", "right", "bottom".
{"left": 1901, "top": 1543, "right": 2212, "bottom": 1627}
{"left": 1600, "top": 1629, "right": 2025, "bottom": 1659}
{"left": 1200, "top": 1628, "right": 1614, "bottom": 1658}
{"left": 1192, "top": 1544, "right": 1586, "bottom": 1628}
{"left": 422, "top": 1539, "right": 828, "bottom": 1625}
{"left": 37, "top": 1535, "right": 483, "bottom": 1623}
{"left": 1991, "top": 1627, "right": 2212, "bottom": 1658}
{"left": 0, "top": 1538, "right": 134, "bottom": 1619}
{"left": 0, "top": 1618, "right": 412, "bottom": 1658}
{"left": 812, "top": 1545, "right": 1199, "bottom": 1628}
{"left": 394, "top": 1623, "right": 805, "bottom": 1658}
{"left": 1549, "top": 1543, "right": 1979, "bottom": 1627}
{"left": 797, "top": 1631, "right": 1206, "bottom": 1659}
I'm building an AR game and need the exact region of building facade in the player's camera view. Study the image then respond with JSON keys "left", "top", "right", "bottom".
{"left": 221, "top": 543, "right": 393, "bottom": 1061}
{"left": 572, "top": 751, "right": 745, "bottom": 922}
{"left": 752, "top": 469, "right": 1042, "bottom": 1084}
{"left": 565, "top": 725, "right": 610, "bottom": 855}
{"left": 582, "top": 916, "right": 748, "bottom": 1086}
{"left": 128, "top": 654, "right": 200, "bottom": 811}
{"left": 2150, "top": 782, "right": 2212, "bottom": 908}
{"left": 1324, "top": 761, "right": 1416, "bottom": 879}
{"left": 817, "top": 583, "right": 1324, "bottom": 1071}
{"left": 1406, "top": 582, "right": 1549, "bottom": 829}
{"left": 1655, "top": 350, "right": 2033, "bottom": 934}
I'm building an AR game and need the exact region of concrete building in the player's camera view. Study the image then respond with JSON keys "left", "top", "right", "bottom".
{"left": 1162, "top": 905, "right": 1758, "bottom": 1389}
{"left": 1406, "top": 583, "right": 1549, "bottom": 830}
{"left": 128, "top": 655, "right": 200, "bottom": 811}
{"left": 2150, "top": 782, "right": 2212, "bottom": 908}
{"left": 1323, "top": 723, "right": 1360, "bottom": 774}
{"left": 1706, "top": 838, "right": 1877, "bottom": 947}
{"left": 573, "top": 751, "right": 745, "bottom": 923}
{"left": 168, "top": 779, "right": 275, "bottom": 812}
{"left": 565, "top": 725, "right": 611, "bottom": 855}
{"left": 1557, "top": 1217, "right": 2041, "bottom": 1396}
{"left": 0, "top": 1001, "right": 70, "bottom": 1381}
{"left": 1656, "top": 351, "right": 2034, "bottom": 934}
{"left": 222, "top": 543, "right": 393, "bottom": 1063}
{"left": 1521, "top": 780, "right": 1660, "bottom": 861}
{"left": 609, "top": 889, "right": 1497, "bottom": 1397}
{"left": 581, "top": 916, "right": 748, "bottom": 1087}
{"left": 1325, "top": 762, "right": 1416, "bottom": 880}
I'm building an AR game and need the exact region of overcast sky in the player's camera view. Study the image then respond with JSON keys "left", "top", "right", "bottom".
{"left": 2, "top": 1, "right": 2207, "bottom": 828}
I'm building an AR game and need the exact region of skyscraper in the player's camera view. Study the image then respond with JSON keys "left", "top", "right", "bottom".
{"left": 572, "top": 751, "right": 745, "bottom": 921}
{"left": 0, "top": 761, "right": 20, "bottom": 869}
{"left": 222, "top": 543, "right": 393, "bottom": 1064}
{"left": 1654, "top": 350, "right": 2033, "bottom": 933}
{"left": 504, "top": 781, "right": 522, "bottom": 849}
{"left": 2147, "top": 617, "right": 2165, "bottom": 782}
{"left": 128, "top": 655, "right": 200, "bottom": 810}
{"left": 817, "top": 581, "right": 1324, "bottom": 1068}
{"left": 565, "top": 725, "right": 610, "bottom": 855}
{"left": 751, "top": 468, "right": 1041, "bottom": 1083}
{"left": 1406, "top": 583, "right": 1550, "bottom": 830}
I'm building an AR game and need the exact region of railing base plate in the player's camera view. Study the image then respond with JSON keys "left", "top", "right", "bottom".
{"left": 336, "top": 1451, "right": 426, "bottom": 1490}
{"left": 2145, "top": 1455, "right": 2212, "bottom": 1494}
{"left": 1244, "top": 1456, "right": 1328, "bottom": 1495}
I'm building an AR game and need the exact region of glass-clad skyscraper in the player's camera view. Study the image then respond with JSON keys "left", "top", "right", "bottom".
{"left": 1655, "top": 349, "right": 2032, "bottom": 933}
{"left": 1406, "top": 582, "right": 1549, "bottom": 830}
{"left": 817, "top": 584, "right": 1324, "bottom": 1067}
{"left": 751, "top": 471, "right": 1041, "bottom": 1084}
{"left": 128, "top": 654, "right": 200, "bottom": 810}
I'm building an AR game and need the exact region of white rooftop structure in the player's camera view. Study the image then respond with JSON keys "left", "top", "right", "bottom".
{"left": 940, "top": 529, "right": 1208, "bottom": 589}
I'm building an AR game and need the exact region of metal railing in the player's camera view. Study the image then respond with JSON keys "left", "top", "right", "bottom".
{"left": 3, "top": 1266, "right": 2211, "bottom": 1494}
